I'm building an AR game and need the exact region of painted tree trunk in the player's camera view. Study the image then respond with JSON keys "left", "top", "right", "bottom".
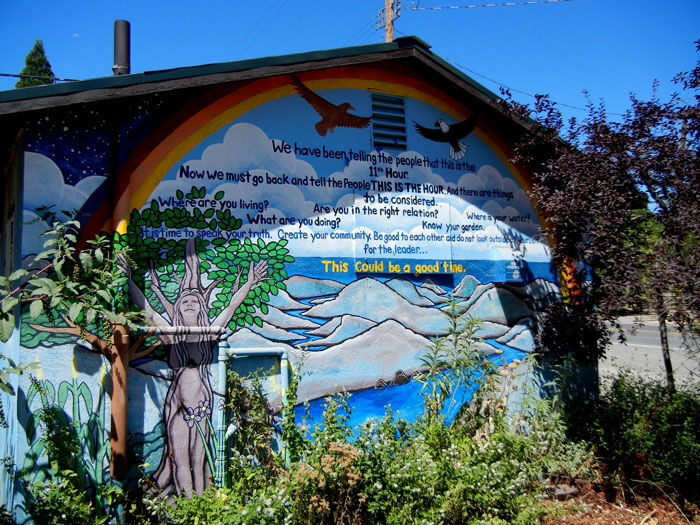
{"left": 110, "top": 323, "right": 130, "bottom": 480}
{"left": 126, "top": 238, "right": 268, "bottom": 497}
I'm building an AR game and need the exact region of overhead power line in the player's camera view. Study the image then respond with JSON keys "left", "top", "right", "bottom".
{"left": 411, "top": 0, "right": 574, "bottom": 10}
{"left": 403, "top": 0, "right": 625, "bottom": 116}
{"left": 0, "top": 72, "right": 77, "bottom": 82}
{"left": 447, "top": 59, "right": 624, "bottom": 116}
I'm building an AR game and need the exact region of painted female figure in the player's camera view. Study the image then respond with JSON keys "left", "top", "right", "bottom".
{"left": 127, "top": 238, "right": 268, "bottom": 497}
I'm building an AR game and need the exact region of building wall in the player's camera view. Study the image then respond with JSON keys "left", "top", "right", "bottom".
{"left": 9, "top": 63, "right": 560, "bottom": 511}
{"left": 0, "top": 129, "right": 24, "bottom": 514}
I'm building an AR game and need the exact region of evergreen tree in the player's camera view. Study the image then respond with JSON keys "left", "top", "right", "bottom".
{"left": 16, "top": 39, "right": 55, "bottom": 88}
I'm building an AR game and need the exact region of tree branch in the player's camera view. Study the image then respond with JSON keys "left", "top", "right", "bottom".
{"left": 1, "top": 262, "right": 54, "bottom": 306}
{"left": 232, "top": 267, "right": 242, "bottom": 294}
{"left": 29, "top": 316, "right": 111, "bottom": 360}
{"left": 126, "top": 327, "right": 156, "bottom": 361}
{"left": 131, "top": 341, "right": 162, "bottom": 361}
{"left": 148, "top": 261, "right": 174, "bottom": 320}
{"left": 202, "top": 277, "right": 224, "bottom": 305}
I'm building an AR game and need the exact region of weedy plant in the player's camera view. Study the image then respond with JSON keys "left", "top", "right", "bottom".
{"left": 565, "top": 372, "right": 700, "bottom": 503}
{"left": 414, "top": 300, "right": 491, "bottom": 422}
{"left": 0, "top": 209, "right": 144, "bottom": 431}
{"left": 148, "top": 303, "right": 598, "bottom": 525}
{"left": 225, "top": 367, "right": 286, "bottom": 494}
{"left": 20, "top": 374, "right": 121, "bottom": 523}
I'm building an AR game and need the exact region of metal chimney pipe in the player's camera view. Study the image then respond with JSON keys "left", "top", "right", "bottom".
{"left": 113, "top": 20, "right": 131, "bottom": 76}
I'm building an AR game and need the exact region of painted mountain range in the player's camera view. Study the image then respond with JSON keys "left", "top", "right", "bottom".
{"left": 204, "top": 273, "right": 562, "bottom": 405}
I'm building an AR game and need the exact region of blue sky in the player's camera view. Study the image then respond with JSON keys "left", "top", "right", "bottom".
{"left": 1, "top": 0, "right": 698, "bottom": 121}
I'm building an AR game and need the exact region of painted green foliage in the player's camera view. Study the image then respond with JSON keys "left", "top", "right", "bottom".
{"left": 20, "top": 309, "right": 93, "bottom": 349}
{"left": 16, "top": 186, "right": 292, "bottom": 351}
{"left": 115, "top": 185, "right": 293, "bottom": 337}
{"left": 14, "top": 185, "right": 294, "bottom": 504}
{"left": 21, "top": 373, "right": 110, "bottom": 513}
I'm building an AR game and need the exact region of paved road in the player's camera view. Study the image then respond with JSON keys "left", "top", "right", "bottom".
{"left": 600, "top": 316, "right": 699, "bottom": 384}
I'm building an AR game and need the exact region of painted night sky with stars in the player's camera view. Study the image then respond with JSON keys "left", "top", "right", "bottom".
{"left": 23, "top": 90, "right": 183, "bottom": 186}
{"left": 24, "top": 108, "right": 111, "bottom": 183}
{"left": 20, "top": 89, "right": 194, "bottom": 258}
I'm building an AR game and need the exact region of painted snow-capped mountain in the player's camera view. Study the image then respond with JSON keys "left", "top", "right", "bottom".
{"left": 267, "top": 288, "right": 308, "bottom": 310}
{"left": 385, "top": 278, "right": 440, "bottom": 307}
{"left": 259, "top": 304, "right": 319, "bottom": 330}
{"left": 284, "top": 274, "right": 345, "bottom": 299}
{"left": 462, "top": 287, "right": 535, "bottom": 325}
{"left": 453, "top": 274, "right": 480, "bottom": 298}
{"left": 212, "top": 273, "right": 554, "bottom": 404}
{"left": 226, "top": 322, "right": 429, "bottom": 403}
{"left": 303, "top": 277, "right": 447, "bottom": 336}
{"left": 420, "top": 278, "right": 448, "bottom": 296}
{"left": 305, "top": 315, "right": 377, "bottom": 347}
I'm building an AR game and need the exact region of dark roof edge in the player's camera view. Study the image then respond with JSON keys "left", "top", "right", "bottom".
{"left": 0, "top": 36, "right": 533, "bottom": 130}
{"left": 0, "top": 38, "right": 427, "bottom": 108}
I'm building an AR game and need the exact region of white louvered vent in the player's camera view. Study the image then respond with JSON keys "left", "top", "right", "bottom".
{"left": 371, "top": 93, "right": 407, "bottom": 153}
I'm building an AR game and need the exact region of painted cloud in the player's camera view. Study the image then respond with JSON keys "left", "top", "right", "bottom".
{"left": 146, "top": 122, "right": 550, "bottom": 262}
{"left": 22, "top": 152, "right": 106, "bottom": 257}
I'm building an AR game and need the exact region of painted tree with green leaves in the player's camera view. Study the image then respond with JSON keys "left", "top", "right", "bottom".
{"left": 116, "top": 185, "right": 293, "bottom": 497}
{"left": 121, "top": 185, "right": 292, "bottom": 335}
{"left": 4, "top": 186, "right": 293, "bottom": 491}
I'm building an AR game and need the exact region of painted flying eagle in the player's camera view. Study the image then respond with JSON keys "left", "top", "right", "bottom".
{"left": 413, "top": 115, "right": 478, "bottom": 161}
{"left": 290, "top": 74, "right": 371, "bottom": 137}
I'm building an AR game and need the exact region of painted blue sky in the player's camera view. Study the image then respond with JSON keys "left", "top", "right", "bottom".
{"left": 1, "top": 0, "right": 698, "bottom": 121}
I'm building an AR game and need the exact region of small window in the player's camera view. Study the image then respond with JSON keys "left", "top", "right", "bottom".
{"left": 371, "top": 93, "right": 407, "bottom": 153}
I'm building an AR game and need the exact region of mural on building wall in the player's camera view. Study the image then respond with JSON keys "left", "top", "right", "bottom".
{"left": 14, "top": 68, "right": 562, "bottom": 501}
{"left": 121, "top": 211, "right": 292, "bottom": 496}
{"left": 113, "top": 72, "right": 560, "bottom": 494}
{"left": 19, "top": 359, "right": 110, "bottom": 509}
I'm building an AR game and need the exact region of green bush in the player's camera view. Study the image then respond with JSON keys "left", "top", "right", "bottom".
{"left": 568, "top": 373, "right": 700, "bottom": 500}
{"left": 28, "top": 478, "right": 103, "bottom": 524}
{"left": 149, "top": 361, "right": 596, "bottom": 524}
{"left": 154, "top": 394, "right": 590, "bottom": 524}
{"left": 147, "top": 485, "right": 287, "bottom": 524}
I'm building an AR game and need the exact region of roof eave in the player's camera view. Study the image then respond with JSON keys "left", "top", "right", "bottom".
{"left": 0, "top": 39, "right": 419, "bottom": 113}
{"left": 0, "top": 36, "right": 534, "bottom": 132}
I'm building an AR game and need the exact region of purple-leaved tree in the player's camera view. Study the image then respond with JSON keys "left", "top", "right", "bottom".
{"left": 506, "top": 41, "right": 700, "bottom": 390}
